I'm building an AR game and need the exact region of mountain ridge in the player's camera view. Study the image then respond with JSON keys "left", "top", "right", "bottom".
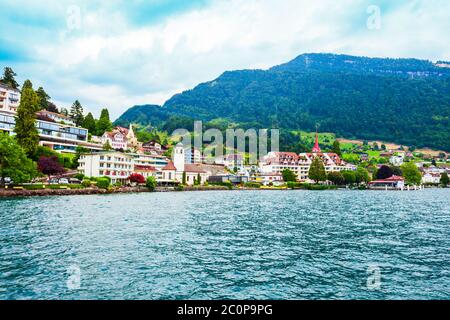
{"left": 115, "top": 53, "right": 450, "bottom": 151}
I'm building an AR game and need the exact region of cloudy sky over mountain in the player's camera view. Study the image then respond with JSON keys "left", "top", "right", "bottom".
{"left": 1, "top": 0, "right": 449, "bottom": 119}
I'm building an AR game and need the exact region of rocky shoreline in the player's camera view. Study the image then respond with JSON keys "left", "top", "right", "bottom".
{"left": 0, "top": 185, "right": 230, "bottom": 198}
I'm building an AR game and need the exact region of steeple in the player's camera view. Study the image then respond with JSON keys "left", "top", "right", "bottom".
{"left": 312, "top": 125, "right": 321, "bottom": 153}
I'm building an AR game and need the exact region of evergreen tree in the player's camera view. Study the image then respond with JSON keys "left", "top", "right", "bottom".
{"left": 70, "top": 100, "right": 84, "bottom": 127}
{"left": 0, "top": 133, "right": 37, "bottom": 185}
{"left": 401, "top": 162, "right": 422, "bottom": 186}
{"left": 96, "top": 108, "right": 113, "bottom": 135}
{"left": 440, "top": 172, "right": 449, "bottom": 187}
{"left": 82, "top": 112, "right": 96, "bottom": 133}
{"left": 36, "top": 87, "right": 51, "bottom": 111}
{"left": 0, "top": 67, "right": 19, "bottom": 89}
{"left": 332, "top": 140, "right": 342, "bottom": 156}
{"left": 14, "top": 80, "right": 40, "bottom": 156}
{"left": 182, "top": 171, "right": 187, "bottom": 185}
{"left": 308, "top": 157, "right": 326, "bottom": 183}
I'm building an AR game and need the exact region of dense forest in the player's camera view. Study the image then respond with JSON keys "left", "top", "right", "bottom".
{"left": 115, "top": 53, "right": 450, "bottom": 151}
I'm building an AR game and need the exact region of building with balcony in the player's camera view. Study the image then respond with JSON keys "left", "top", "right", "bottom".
{"left": 0, "top": 84, "right": 20, "bottom": 113}
{"left": 259, "top": 133, "right": 350, "bottom": 182}
{"left": 0, "top": 110, "right": 103, "bottom": 153}
{"left": 78, "top": 151, "right": 134, "bottom": 185}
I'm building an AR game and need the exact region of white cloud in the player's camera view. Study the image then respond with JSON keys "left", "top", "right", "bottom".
{"left": 4, "top": 0, "right": 449, "bottom": 119}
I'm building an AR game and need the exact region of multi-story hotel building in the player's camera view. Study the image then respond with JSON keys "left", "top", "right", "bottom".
{"left": 260, "top": 133, "right": 350, "bottom": 182}
{"left": 0, "top": 87, "right": 103, "bottom": 153}
{"left": 0, "top": 84, "right": 20, "bottom": 113}
{"left": 78, "top": 151, "right": 134, "bottom": 185}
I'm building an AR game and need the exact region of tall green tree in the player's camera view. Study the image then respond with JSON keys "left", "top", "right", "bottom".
{"left": 70, "top": 100, "right": 84, "bottom": 127}
{"left": 440, "top": 172, "right": 449, "bottom": 187}
{"left": 14, "top": 80, "right": 40, "bottom": 156}
{"left": 401, "top": 162, "right": 422, "bottom": 186}
{"left": 36, "top": 87, "right": 51, "bottom": 111}
{"left": 82, "top": 112, "right": 96, "bottom": 134}
{"left": 0, "top": 133, "right": 37, "bottom": 185}
{"left": 355, "top": 166, "right": 370, "bottom": 184}
{"left": 282, "top": 168, "right": 297, "bottom": 182}
{"left": 342, "top": 170, "right": 357, "bottom": 185}
{"left": 331, "top": 140, "right": 342, "bottom": 156}
{"left": 327, "top": 171, "right": 345, "bottom": 185}
{"left": 96, "top": 108, "right": 113, "bottom": 135}
{"left": 0, "top": 67, "right": 19, "bottom": 89}
{"left": 308, "top": 157, "right": 326, "bottom": 183}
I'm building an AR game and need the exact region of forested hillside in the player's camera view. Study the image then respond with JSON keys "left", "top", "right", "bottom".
{"left": 115, "top": 53, "right": 450, "bottom": 151}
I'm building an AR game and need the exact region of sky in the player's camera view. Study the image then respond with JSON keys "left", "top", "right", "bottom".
{"left": 1, "top": 0, "right": 449, "bottom": 120}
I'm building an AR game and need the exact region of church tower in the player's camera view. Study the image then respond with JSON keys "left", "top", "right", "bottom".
{"left": 173, "top": 143, "right": 185, "bottom": 172}
{"left": 312, "top": 125, "right": 321, "bottom": 153}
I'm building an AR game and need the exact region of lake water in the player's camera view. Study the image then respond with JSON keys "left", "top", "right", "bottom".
{"left": 0, "top": 189, "right": 449, "bottom": 300}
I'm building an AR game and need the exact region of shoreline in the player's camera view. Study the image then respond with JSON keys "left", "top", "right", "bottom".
{"left": 0, "top": 185, "right": 442, "bottom": 199}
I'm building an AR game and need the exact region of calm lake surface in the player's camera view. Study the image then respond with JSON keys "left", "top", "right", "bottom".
{"left": 0, "top": 189, "right": 449, "bottom": 300}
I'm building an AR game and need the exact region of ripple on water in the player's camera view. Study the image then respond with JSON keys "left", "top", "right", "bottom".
{"left": 0, "top": 189, "right": 449, "bottom": 300}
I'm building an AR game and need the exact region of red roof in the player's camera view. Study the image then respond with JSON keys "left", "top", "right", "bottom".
{"left": 162, "top": 161, "right": 177, "bottom": 171}
{"left": 134, "top": 165, "right": 157, "bottom": 172}
{"left": 370, "top": 175, "right": 405, "bottom": 184}
{"left": 184, "top": 164, "right": 207, "bottom": 173}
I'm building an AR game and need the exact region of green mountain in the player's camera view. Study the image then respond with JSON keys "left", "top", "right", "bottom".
{"left": 115, "top": 53, "right": 450, "bottom": 151}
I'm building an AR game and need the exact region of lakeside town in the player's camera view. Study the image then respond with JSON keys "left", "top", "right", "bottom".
{"left": 1, "top": 68, "right": 449, "bottom": 196}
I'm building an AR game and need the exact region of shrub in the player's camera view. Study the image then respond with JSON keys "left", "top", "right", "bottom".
{"left": 96, "top": 178, "right": 110, "bottom": 189}
{"left": 82, "top": 179, "right": 92, "bottom": 188}
{"left": 129, "top": 173, "right": 146, "bottom": 184}
{"left": 146, "top": 176, "right": 157, "bottom": 191}
{"left": 74, "top": 173, "right": 85, "bottom": 181}
{"left": 244, "top": 182, "right": 261, "bottom": 189}
{"left": 175, "top": 184, "right": 184, "bottom": 191}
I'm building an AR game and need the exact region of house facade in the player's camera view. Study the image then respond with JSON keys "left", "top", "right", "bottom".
{"left": 101, "top": 125, "right": 139, "bottom": 151}
{"left": 78, "top": 151, "right": 134, "bottom": 185}
{"left": 0, "top": 84, "right": 20, "bottom": 113}
{"left": 259, "top": 133, "right": 349, "bottom": 182}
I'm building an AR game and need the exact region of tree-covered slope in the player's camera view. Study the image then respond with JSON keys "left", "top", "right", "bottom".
{"left": 115, "top": 53, "right": 450, "bottom": 151}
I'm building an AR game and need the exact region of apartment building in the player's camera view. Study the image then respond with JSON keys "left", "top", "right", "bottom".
{"left": 78, "top": 151, "right": 134, "bottom": 184}
{"left": 0, "top": 84, "right": 20, "bottom": 113}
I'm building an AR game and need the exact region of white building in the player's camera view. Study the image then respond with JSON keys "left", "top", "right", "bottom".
{"left": 216, "top": 154, "right": 245, "bottom": 171}
{"left": 0, "top": 84, "right": 20, "bottom": 113}
{"left": 161, "top": 143, "right": 210, "bottom": 185}
{"left": 101, "top": 125, "right": 139, "bottom": 151}
{"left": 78, "top": 151, "right": 134, "bottom": 185}
{"left": 390, "top": 155, "right": 404, "bottom": 166}
{"left": 259, "top": 134, "right": 349, "bottom": 182}
{"left": 422, "top": 173, "right": 441, "bottom": 184}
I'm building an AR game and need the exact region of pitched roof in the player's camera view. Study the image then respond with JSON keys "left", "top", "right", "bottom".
{"left": 134, "top": 165, "right": 157, "bottom": 172}
{"left": 162, "top": 161, "right": 177, "bottom": 171}
{"left": 184, "top": 164, "right": 207, "bottom": 173}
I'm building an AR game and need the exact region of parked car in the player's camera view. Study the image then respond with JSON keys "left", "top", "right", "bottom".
{"left": 1, "top": 177, "right": 13, "bottom": 186}
{"left": 69, "top": 178, "right": 81, "bottom": 184}
{"left": 59, "top": 178, "right": 69, "bottom": 184}
{"left": 48, "top": 178, "right": 59, "bottom": 185}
